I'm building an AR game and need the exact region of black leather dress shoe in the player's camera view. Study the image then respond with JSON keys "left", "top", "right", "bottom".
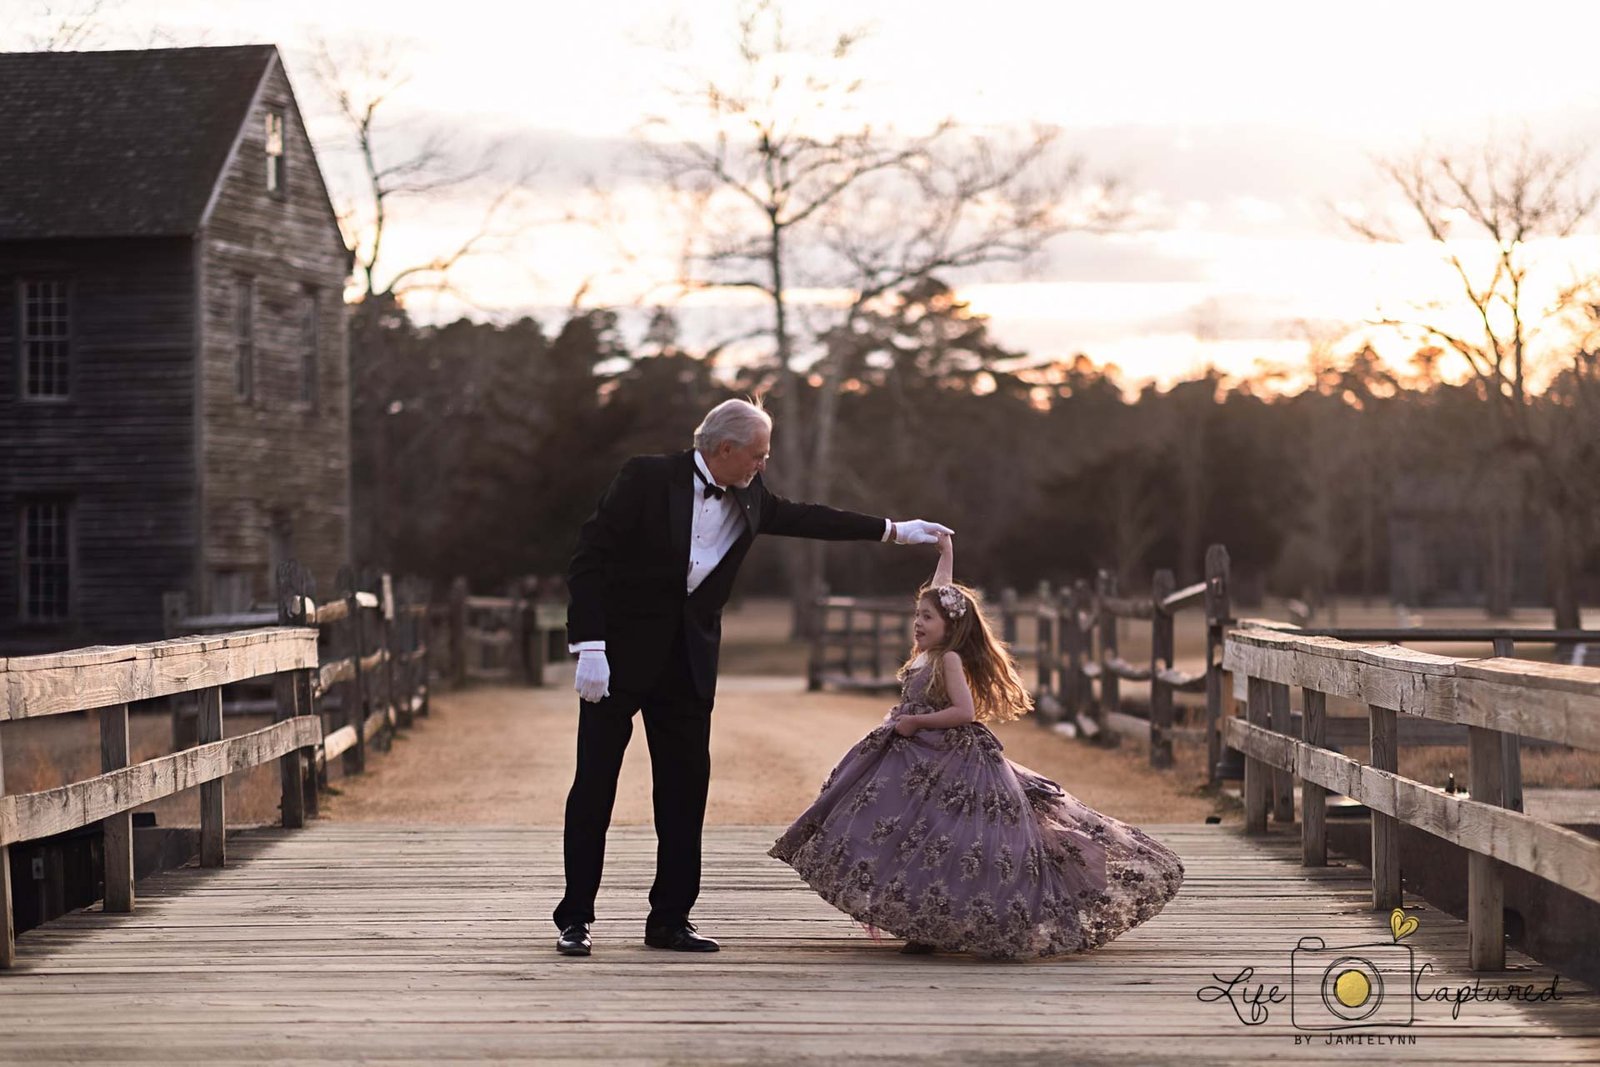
{"left": 643, "top": 921, "right": 720, "bottom": 952}
{"left": 556, "top": 923, "right": 592, "bottom": 956}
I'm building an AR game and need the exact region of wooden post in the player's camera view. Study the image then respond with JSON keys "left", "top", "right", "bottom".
{"left": 380, "top": 574, "right": 403, "bottom": 731}
{"left": 1369, "top": 703, "right": 1401, "bottom": 910}
{"left": 1467, "top": 724, "right": 1507, "bottom": 970}
{"left": 99, "top": 703, "right": 135, "bottom": 911}
{"left": 1062, "top": 583, "right": 1085, "bottom": 726}
{"left": 343, "top": 568, "right": 368, "bottom": 775}
{"left": 275, "top": 561, "right": 312, "bottom": 828}
{"left": 841, "top": 605, "right": 856, "bottom": 682}
{"left": 300, "top": 671, "right": 320, "bottom": 819}
{"left": 198, "top": 686, "right": 225, "bottom": 868}
{"left": 1000, "top": 587, "right": 1019, "bottom": 647}
{"left": 807, "top": 583, "right": 828, "bottom": 692}
{"left": 1204, "top": 544, "right": 1231, "bottom": 786}
{"left": 274, "top": 673, "right": 306, "bottom": 830}
{"left": 412, "top": 578, "right": 433, "bottom": 719}
{"left": 1097, "top": 570, "right": 1121, "bottom": 729}
{"left": 1301, "top": 689, "right": 1327, "bottom": 866}
{"left": 509, "top": 585, "right": 529, "bottom": 686}
{"left": 448, "top": 576, "right": 468, "bottom": 688}
{"left": 1150, "top": 569, "right": 1176, "bottom": 769}
{"left": 525, "top": 588, "right": 548, "bottom": 690}
{"left": 1269, "top": 680, "right": 1294, "bottom": 822}
{"left": 0, "top": 717, "right": 12, "bottom": 966}
{"left": 869, "top": 606, "right": 884, "bottom": 684}
{"left": 1035, "top": 581, "right": 1055, "bottom": 702}
{"left": 1244, "top": 676, "right": 1270, "bottom": 834}
{"left": 1491, "top": 637, "right": 1524, "bottom": 813}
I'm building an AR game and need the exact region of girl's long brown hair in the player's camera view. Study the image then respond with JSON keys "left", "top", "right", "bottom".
{"left": 898, "top": 581, "right": 1034, "bottom": 723}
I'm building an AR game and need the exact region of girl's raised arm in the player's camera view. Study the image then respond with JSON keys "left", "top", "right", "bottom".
{"left": 932, "top": 532, "right": 953, "bottom": 587}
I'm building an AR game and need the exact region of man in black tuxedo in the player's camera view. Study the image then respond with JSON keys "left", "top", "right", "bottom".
{"left": 554, "top": 399, "right": 952, "bottom": 955}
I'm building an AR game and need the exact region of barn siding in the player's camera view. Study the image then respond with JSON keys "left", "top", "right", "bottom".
{"left": 0, "top": 238, "right": 197, "bottom": 652}
{"left": 198, "top": 57, "right": 350, "bottom": 611}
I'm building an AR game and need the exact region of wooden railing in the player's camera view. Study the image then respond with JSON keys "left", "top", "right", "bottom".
{"left": 0, "top": 626, "right": 322, "bottom": 967}
{"left": 436, "top": 577, "right": 565, "bottom": 688}
{"left": 1221, "top": 622, "right": 1600, "bottom": 970}
{"left": 0, "top": 561, "right": 434, "bottom": 968}
{"left": 806, "top": 589, "right": 1036, "bottom": 692}
{"left": 1032, "top": 545, "right": 1230, "bottom": 770}
{"left": 278, "top": 563, "right": 430, "bottom": 779}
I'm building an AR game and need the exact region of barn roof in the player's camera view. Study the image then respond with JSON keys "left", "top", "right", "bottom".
{"left": 0, "top": 45, "right": 278, "bottom": 240}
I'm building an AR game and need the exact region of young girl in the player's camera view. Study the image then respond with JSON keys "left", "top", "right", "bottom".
{"left": 769, "top": 534, "right": 1185, "bottom": 958}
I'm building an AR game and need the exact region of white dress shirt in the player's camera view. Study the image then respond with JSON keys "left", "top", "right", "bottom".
{"left": 571, "top": 452, "right": 895, "bottom": 654}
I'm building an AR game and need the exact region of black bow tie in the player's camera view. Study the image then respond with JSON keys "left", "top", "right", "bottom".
{"left": 696, "top": 470, "right": 726, "bottom": 500}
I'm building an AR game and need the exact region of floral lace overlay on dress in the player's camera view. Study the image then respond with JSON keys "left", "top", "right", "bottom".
{"left": 769, "top": 662, "right": 1184, "bottom": 959}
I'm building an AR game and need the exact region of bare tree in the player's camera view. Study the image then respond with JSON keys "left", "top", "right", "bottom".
{"left": 306, "top": 36, "right": 536, "bottom": 304}
{"left": 645, "top": 0, "right": 1123, "bottom": 630}
{"left": 1348, "top": 134, "right": 1600, "bottom": 631}
{"left": 17, "top": 0, "right": 119, "bottom": 50}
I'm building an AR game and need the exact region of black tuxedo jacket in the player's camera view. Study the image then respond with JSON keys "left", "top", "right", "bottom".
{"left": 567, "top": 449, "right": 886, "bottom": 699}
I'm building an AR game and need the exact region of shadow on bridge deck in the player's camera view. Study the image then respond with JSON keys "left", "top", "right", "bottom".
{"left": 0, "top": 823, "right": 1595, "bottom": 1064}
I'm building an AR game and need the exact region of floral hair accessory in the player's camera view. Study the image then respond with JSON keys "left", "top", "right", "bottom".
{"left": 934, "top": 585, "right": 968, "bottom": 618}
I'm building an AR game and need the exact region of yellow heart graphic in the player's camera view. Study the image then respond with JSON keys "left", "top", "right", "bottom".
{"left": 1390, "top": 908, "right": 1419, "bottom": 941}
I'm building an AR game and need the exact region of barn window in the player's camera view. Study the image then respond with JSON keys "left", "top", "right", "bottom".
{"left": 20, "top": 499, "right": 72, "bottom": 621}
{"left": 19, "top": 279, "right": 70, "bottom": 399}
{"left": 265, "top": 110, "right": 285, "bottom": 195}
{"left": 300, "top": 286, "right": 319, "bottom": 408}
{"left": 234, "top": 277, "right": 254, "bottom": 401}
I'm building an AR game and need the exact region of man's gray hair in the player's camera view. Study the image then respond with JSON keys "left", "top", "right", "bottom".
{"left": 693, "top": 398, "right": 772, "bottom": 452}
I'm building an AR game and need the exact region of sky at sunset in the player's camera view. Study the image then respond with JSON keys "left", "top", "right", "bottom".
{"left": 12, "top": 0, "right": 1600, "bottom": 388}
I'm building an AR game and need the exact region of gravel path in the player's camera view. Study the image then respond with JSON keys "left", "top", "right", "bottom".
{"left": 320, "top": 664, "right": 1230, "bottom": 827}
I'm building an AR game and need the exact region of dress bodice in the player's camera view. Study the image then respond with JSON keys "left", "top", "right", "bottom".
{"left": 898, "top": 658, "right": 943, "bottom": 710}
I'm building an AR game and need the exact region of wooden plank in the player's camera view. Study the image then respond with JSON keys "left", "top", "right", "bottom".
{"left": 1157, "top": 581, "right": 1207, "bottom": 614}
{"left": 1102, "top": 656, "right": 1151, "bottom": 682}
{"left": 319, "top": 657, "right": 355, "bottom": 691}
{"left": 0, "top": 717, "right": 322, "bottom": 847}
{"left": 199, "top": 688, "right": 226, "bottom": 868}
{"left": 322, "top": 725, "right": 358, "bottom": 763}
{"left": 1100, "top": 594, "right": 1153, "bottom": 619}
{"left": 1226, "top": 627, "right": 1600, "bottom": 749}
{"left": 99, "top": 703, "right": 134, "bottom": 912}
{"left": 1223, "top": 717, "right": 1600, "bottom": 904}
{"left": 463, "top": 595, "right": 516, "bottom": 611}
{"left": 0, "top": 823, "right": 1592, "bottom": 1062}
{"left": 312, "top": 599, "right": 349, "bottom": 626}
{"left": 1154, "top": 667, "right": 1205, "bottom": 691}
{"left": 2, "top": 628, "right": 319, "bottom": 719}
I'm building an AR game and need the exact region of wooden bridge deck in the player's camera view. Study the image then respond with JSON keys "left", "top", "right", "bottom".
{"left": 0, "top": 823, "right": 1596, "bottom": 1064}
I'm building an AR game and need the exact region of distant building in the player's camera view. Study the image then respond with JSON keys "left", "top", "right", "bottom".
{"left": 0, "top": 45, "right": 352, "bottom": 654}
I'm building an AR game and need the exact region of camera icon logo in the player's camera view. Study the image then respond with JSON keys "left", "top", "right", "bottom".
{"left": 1290, "top": 935, "right": 1416, "bottom": 1031}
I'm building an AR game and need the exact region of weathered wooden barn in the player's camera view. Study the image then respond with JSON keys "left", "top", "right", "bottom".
{"left": 0, "top": 45, "right": 352, "bottom": 655}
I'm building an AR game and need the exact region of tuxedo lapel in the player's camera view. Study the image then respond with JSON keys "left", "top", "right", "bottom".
{"left": 729, "top": 482, "right": 758, "bottom": 540}
{"left": 669, "top": 450, "right": 694, "bottom": 570}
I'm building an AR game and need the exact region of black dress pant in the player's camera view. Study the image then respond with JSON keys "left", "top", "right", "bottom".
{"left": 553, "top": 629, "right": 714, "bottom": 932}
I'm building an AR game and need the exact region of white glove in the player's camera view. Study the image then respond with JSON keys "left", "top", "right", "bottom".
{"left": 575, "top": 650, "right": 611, "bottom": 704}
{"left": 891, "top": 519, "right": 955, "bottom": 546}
